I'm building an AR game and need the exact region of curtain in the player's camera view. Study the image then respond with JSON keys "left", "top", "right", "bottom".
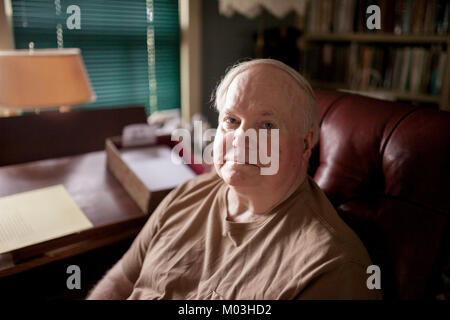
{"left": 219, "top": 0, "right": 307, "bottom": 19}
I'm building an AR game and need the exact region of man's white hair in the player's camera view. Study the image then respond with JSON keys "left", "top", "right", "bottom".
{"left": 212, "top": 58, "right": 319, "bottom": 146}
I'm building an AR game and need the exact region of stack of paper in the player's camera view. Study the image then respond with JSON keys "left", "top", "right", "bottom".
{"left": 120, "top": 145, "right": 196, "bottom": 191}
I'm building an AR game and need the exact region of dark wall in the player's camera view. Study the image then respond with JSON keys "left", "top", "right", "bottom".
{"left": 201, "top": 0, "right": 297, "bottom": 127}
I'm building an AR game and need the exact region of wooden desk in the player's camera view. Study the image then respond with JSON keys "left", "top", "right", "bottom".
{"left": 0, "top": 150, "right": 147, "bottom": 276}
{"left": 0, "top": 107, "right": 149, "bottom": 277}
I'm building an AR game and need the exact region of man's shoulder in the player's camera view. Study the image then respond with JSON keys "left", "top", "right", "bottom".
{"left": 290, "top": 176, "right": 374, "bottom": 266}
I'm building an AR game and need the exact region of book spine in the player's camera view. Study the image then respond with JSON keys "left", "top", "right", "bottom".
{"left": 322, "top": 0, "right": 333, "bottom": 33}
{"left": 434, "top": 51, "right": 447, "bottom": 93}
{"left": 423, "top": 0, "right": 437, "bottom": 34}
{"left": 412, "top": 0, "right": 426, "bottom": 34}
{"left": 402, "top": 0, "right": 415, "bottom": 35}
{"left": 394, "top": 0, "right": 405, "bottom": 34}
{"left": 409, "top": 48, "right": 424, "bottom": 92}
{"left": 383, "top": 47, "right": 395, "bottom": 89}
{"left": 381, "top": 0, "right": 395, "bottom": 33}
{"left": 392, "top": 48, "right": 403, "bottom": 90}
{"left": 346, "top": 0, "right": 357, "bottom": 33}
{"left": 436, "top": 0, "right": 450, "bottom": 34}
{"left": 348, "top": 44, "right": 359, "bottom": 89}
{"left": 399, "top": 47, "right": 412, "bottom": 91}
{"left": 356, "top": 0, "right": 366, "bottom": 32}
{"left": 361, "top": 46, "right": 373, "bottom": 89}
{"left": 333, "top": 0, "right": 342, "bottom": 33}
{"left": 428, "top": 46, "right": 440, "bottom": 94}
{"left": 420, "top": 50, "right": 431, "bottom": 93}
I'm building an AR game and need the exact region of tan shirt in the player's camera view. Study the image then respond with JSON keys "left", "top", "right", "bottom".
{"left": 121, "top": 171, "right": 382, "bottom": 300}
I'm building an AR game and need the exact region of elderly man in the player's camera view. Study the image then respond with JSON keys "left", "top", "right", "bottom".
{"left": 87, "top": 59, "right": 381, "bottom": 300}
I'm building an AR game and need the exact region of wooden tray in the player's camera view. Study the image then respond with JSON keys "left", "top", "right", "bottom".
{"left": 105, "top": 135, "right": 210, "bottom": 214}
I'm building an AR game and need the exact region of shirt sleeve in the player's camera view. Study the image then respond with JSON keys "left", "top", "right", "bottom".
{"left": 120, "top": 187, "right": 180, "bottom": 284}
{"left": 297, "top": 261, "right": 383, "bottom": 300}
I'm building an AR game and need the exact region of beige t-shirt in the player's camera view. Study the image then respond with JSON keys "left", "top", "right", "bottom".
{"left": 121, "top": 171, "right": 382, "bottom": 300}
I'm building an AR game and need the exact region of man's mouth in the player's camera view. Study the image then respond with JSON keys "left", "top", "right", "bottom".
{"left": 226, "top": 159, "right": 259, "bottom": 167}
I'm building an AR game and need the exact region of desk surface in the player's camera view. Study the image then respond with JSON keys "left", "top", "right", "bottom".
{"left": 0, "top": 150, "right": 147, "bottom": 276}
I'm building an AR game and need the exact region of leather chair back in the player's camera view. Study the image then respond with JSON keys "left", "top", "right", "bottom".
{"left": 310, "top": 90, "right": 450, "bottom": 299}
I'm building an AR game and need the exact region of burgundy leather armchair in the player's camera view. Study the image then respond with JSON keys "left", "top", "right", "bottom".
{"left": 309, "top": 90, "right": 450, "bottom": 299}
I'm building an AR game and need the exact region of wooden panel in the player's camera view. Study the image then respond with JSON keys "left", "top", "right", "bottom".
{"left": 0, "top": 106, "right": 147, "bottom": 166}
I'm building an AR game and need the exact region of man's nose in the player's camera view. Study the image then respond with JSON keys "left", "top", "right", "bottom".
{"left": 232, "top": 126, "right": 244, "bottom": 148}
{"left": 232, "top": 123, "right": 257, "bottom": 150}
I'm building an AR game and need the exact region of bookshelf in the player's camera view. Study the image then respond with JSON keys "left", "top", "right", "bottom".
{"left": 310, "top": 80, "right": 444, "bottom": 104}
{"left": 304, "top": 33, "right": 449, "bottom": 44}
{"left": 299, "top": 0, "right": 450, "bottom": 111}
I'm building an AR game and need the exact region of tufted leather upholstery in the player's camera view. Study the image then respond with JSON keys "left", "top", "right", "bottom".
{"left": 310, "top": 90, "right": 450, "bottom": 300}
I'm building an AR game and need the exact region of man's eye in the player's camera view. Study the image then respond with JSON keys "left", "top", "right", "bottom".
{"left": 225, "top": 118, "right": 237, "bottom": 124}
{"left": 264, "top": 122, "right": 274, "bottom": 129}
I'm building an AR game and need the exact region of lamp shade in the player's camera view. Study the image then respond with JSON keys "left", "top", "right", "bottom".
{"left": 0, "top": 48, "right": 95, "bottom": 109}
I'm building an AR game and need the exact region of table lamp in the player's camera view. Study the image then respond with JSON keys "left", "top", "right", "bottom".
{"left": 0, "top": 43, "right": 95, "bottom": 116}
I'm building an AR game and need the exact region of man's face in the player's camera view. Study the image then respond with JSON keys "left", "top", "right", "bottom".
{"left": 213, "top": 65, "right": 310, "bottom": 193}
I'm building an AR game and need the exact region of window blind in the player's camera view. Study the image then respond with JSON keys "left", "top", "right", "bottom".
{"left": 11, "top": 0, "right": 180, "bottom": 114}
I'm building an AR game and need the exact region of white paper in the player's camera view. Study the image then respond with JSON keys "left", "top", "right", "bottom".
{"left": 122, "top": 124, "right": 158, "bottom": 148}
{"left": 120, "top": 145, "right": 196, "bottom": 191}
{"left": 0, "top": 185, "right": 93, "bottom": 254}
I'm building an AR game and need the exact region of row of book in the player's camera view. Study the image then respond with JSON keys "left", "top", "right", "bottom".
{"left": 304, "top": 44, "right": 447, "bottom": 95}
{"left": 304, "top": 45, "right": 349, "bottom": 84}
{"left": 307, "top": 0, "right": 450, "bottom": 35}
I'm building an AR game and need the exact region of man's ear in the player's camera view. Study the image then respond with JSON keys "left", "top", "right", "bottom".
{"left": 302, "top": 128, "right": 315, "bottom": 159}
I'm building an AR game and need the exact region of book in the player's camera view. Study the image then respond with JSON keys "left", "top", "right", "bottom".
{"left": 383, "top": 47, "right": 395, "bottom": 89}
{"left": 360, "top": 45, "right": 373, "bottom": 89}
{"left": 392, "top": 47, "right": 404, "bottom": 90}
{"left": 380, "top": 0, "right": 395, "bottom": 33}
{"left": 348, "top": 44, "right": 359, "bottom": 88}
{"left": 436, "top": 0, "right": 450, "bottom": 34}
{"left": 423, "top": 0, "right": 437, "bottom": 34}
{"left": 421, "top": 50, "right": 432, "bottom": 93}
{"left": 402, "top": 0, "right": 415, "bottom": 35}
{"left": 410, "top": 47, "right": 425, "bottom": 92}
{"left": 321, "top": 0, "right": 334, "bottom": 33}
{"left": 399, "top": 47, "right": 412, "bottom": 91}
{"left": 371, "top": 46, "right": 384, "bottom": 88}
{"left": 432, "top": 50, "right": 447, "bottom": 94}
{"left": 334, "top": 0, "right": 356, "bottom": 33}
{"left": 306, "top": 0, "right": 447, "bottom": 35}
{"left": 307, "top": 0, "right": 320, "bottom": 33}
{"left": 429, "top": 46, "right": 443, "bottom": 94}
{"left": 394, "top": 0, "right": 406, "bottom": 34}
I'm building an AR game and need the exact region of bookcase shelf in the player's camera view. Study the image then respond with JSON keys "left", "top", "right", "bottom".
{"left": 303, "top": 37, "right": 449, "bottom": 110}
{"left": 309, "top": 81, "right": 443, "bottom": 104}
{"left": 304, "top": 33, "right": 449, "bottom": 44}
{"left": 300, "top": 0, "right": 450, "bottom": 111}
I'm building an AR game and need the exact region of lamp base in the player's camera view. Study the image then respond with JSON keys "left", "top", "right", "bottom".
{"left": 59, "top": 106, "right": 71, "bottom": 113}
{"left": 0, "top": 107, "right": 22, "bottom": 117}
